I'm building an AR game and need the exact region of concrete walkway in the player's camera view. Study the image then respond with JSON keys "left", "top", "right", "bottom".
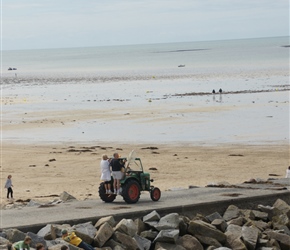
{"left": 1, "top": 179, "right": 289, "bottom": 233}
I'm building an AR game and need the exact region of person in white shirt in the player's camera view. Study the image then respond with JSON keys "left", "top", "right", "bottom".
{"left": 100, "top": 154, "right": 112, "bottom": 194}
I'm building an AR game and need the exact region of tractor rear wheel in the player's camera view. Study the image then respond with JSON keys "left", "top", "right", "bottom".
{"left": 99, "top": 182, "right": 116, "bottom": 203}
{"left": 150, "top": 187, "right": 161, "bottom": 201}
{"left": 122, "top": 179, "right": 141, "bottom": 204}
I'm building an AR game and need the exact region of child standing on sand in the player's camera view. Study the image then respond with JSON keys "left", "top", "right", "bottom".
{"left": 4, "top": 175, "right": 13, "bottom": 199}
{"left": 100, "top": 154, "right": 112, "bottom": 194}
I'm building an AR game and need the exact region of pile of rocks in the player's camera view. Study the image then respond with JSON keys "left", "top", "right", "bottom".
{"left": 1, "top": 198, "right": 290, "bottom": 250}
{"left": 1, "top": 192, "right": 76, "bottom": 210}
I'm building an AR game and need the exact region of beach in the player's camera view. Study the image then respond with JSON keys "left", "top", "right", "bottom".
{"left": 1, "top": 141, "right": 289, "bottom": 205}
{"left": 1, "top": 38, "right": 289, "bottom": 205}
{"left": 1, "top": 77, "right": 289, "bottom": 206}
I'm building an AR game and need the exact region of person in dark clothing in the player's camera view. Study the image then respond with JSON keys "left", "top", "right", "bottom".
{"left": 5, "top": 175, "right": 13, "bottom": 199}
{"left": 110, "top": 153, "right": 126, "bottom": 195}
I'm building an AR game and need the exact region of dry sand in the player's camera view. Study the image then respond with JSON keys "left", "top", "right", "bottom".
{"left": 1, "top": 142, "right": 289, "bottom": 205}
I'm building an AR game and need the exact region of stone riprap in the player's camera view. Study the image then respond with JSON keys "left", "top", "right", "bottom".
{"left": 1, "top": 198, "right": 290, "bottom": 250}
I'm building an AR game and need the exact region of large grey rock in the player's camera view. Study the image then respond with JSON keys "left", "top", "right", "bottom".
{"left": 112, "top": 246, "right": 123, "bottom": 250}
{"left": 144, "top": 221, "right": 158, "bottom": 228}
{"left": 241, "top": 226, "right": 259, "bottom": 250}
{"left": 143, "top": 210, "right": 160, "bottom": 222}
{"left": 227, "top": 238, "right": 247, "bottom": 250}
{"left": 153, "top": 229, "right": 179, "bottom": 244}
{"left": 73, "top": 222, "right": 96, "bottom": 244}
{"left": 272, "top": 199, "right": 290, "bottom": 214}
{"left": 252, "top": 210, "right": 269, "bottom": 221}
{"left": 250, "top": 220, "right": 270, "bottom": 232}
{"left": 0, "top": 237, "right": 9, "bottom": 244}
{"left": 27, "top": 232, "right": 47, "bottom": 248}
{"left": 37, "top": 224, "right": 54, "bottom": 240}
{"left": 45, "top": 240, "right": 57, "bottom": 248}
{"left": 104, "top": 239, "right": 126, "bottom": 249}
{"left": 133, "top": 234, "right": 151, "bottom": 250}
{"left": 95, "top": 216, "right": 115, "bottom": 229}
{"left": 0, "top": 237, "right": 10, "bottom": 250}
{"left": 214, "top": 248, "right": 232, "bottom": 250}
{"left": 140, "top": 230, "right": 159, "bottom": 241}
{"left": 212, "top": 219, "right": 227, "bottom": 232}
{"left": 178, "top": 217, "right": 188, "bottom": 236}
{"left": 206, "top": 212, "right": 223, "bottom": 223}
{"left": 154, "top": 242, "right": 186, "bottom": 250}
{"left": 241, "top": 209, "right": 256, "bottom": 220}
{"left": 4, "top": 229, "right": 26, "bottom": 243}
{"left": 176, "top": 234, "right": 203, "bottom": 250}
{"left": 272, "top": 213, "right": 290, "bottom": 228}
{"left": 273, "top": 224, "right": 290, "bottom": 236}
{"left": 59, "top": 191, "right": 76, "bottom": 202}
{"left": 114, "top": 219, "right": 137, "bottom": 237}
{"left": 267, "top": 231, "right": 290, "bottom": 250}
{"left": 258, "top": 205, "right": 280, "bottom": 220}
{"left": 94, "top": 222, "right": 114, "bottom": 248}
{"left": 223, "top": 205, "right": 241, "bottom": 221}
{"left": 267, "top": 238, "right": 281, "bottom": 249}
{"left": 154, "top": 213, "right": 179, "bottom": 231}
{"left": 227, "top": 217, "right": 246, "bottom": 226}
{"left": 134, "top": 218, "right": 147, "bottom": 235}
{"left": 26, "top": 200, "right": 41, "bottom": 207}
{"left": 188, "top": 220, "right": 226, "bottom": 244}
{"left": 195, "top": 234, "right": 222, "bottom": 248}
{"left": 225, "top": 224, "right": 244, "bottom": 249}
{"left": 257, "top": 238, "right": 269, "bottom": 247}
{"left": 206, "top": 246, "right": 216, "bottom": 250}
{"left": 113, "top": 231, "right": 139, "bottom": 250}
{"left": 225, "top": 224, "right": 242, "bottom": 236}
{"left": 0, "top": 233, "right": 7, "bottom": 239}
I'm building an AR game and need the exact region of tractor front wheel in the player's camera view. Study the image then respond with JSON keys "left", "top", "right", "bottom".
{"left": 122, "top": 179, "right": 141, "bottom": 204}
{"left": 150, "top": 187, "right": 161, "bottom": 201}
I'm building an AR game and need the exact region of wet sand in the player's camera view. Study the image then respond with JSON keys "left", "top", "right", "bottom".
{"left": 1, "top": 77, "right": 289, "bottom": 205}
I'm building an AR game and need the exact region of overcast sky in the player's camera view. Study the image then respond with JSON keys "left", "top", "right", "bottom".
{"left": 1, "top": 0, "right": 289, "bottom": 50}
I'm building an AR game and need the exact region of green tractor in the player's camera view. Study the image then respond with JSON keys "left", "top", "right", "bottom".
{"left": 99, "top": 157, "right": 161, "bottom": 204}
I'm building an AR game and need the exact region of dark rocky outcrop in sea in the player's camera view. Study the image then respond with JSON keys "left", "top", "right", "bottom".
{"left": 1, "top": 198, "right": 290, "bottom": 250}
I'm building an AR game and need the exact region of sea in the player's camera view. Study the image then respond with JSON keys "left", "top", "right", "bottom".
{"left": 2, "top": 36, "right": 289, "bottom": 80}
{"left": 1, "top": 36, "right": 289, "bottom": 145}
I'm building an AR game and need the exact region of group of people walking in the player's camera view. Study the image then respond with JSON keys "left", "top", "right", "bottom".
{"left": 100, "top": 152, "right": 126, "bottom": 195}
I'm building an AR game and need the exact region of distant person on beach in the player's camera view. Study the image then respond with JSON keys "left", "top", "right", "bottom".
{"left": 110, "top": 152, "right": 126, "bottom": 195}
{"left": 286, "top": 166, "right": 290, "bottom": 178}
{"left": 100, "top": 154, "right": 112, "bottom": 194}
{"left": 219, "top": 88, "right": 222, "bottom": 93}
{"left": 5, "top": 175, "right": 13, "bottom": 199}
{"left": 61, "top": 229, "right": 94, "bottom": 250}
{"left": 212, "top": 89, "right": 215, "bottom": 94}
{"left": 13, "top": 236, "right": 31, "bottom": 250}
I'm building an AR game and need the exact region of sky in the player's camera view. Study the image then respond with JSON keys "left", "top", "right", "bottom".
{"left": 1, "top": 0, "right": 289, "bottom": 50}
